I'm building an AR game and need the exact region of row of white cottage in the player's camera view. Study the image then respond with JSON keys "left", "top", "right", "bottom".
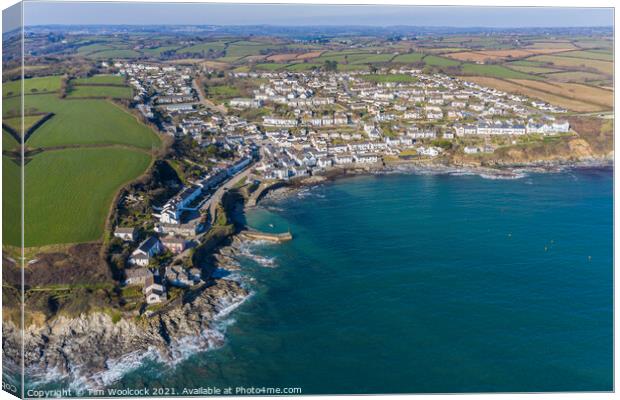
{"left": 454, "top": 121, "right": 570, "bottom": 136}
{"left": 158, "top": 157, "right": 252, "bottom": 225}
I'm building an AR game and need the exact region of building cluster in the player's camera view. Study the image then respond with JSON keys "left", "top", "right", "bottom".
{"left": 111, "top": 60, "right": 574, "bottom": 308}
{"left": 117, "top": 62, "right": 197, "bottom": 116}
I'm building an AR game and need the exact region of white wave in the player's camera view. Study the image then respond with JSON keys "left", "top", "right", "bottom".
{"left": 238, "top": 246, "right": 277, "bottom": 268}
{"left": 479, "top": 172, "right": 527, "bottom": 180}
{"left": 27, "top": 288, "right": 255, "bottom": 392}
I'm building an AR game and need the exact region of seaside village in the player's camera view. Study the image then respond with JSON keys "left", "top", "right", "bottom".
{"left": 111, "top": 61, "right": 571, "bottom": 307}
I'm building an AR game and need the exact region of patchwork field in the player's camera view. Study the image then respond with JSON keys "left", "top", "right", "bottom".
{"left": 464, "top": 76, "right": 612, "bottom": 112}
{"left": 3, "top": 76, "right": 63, "bottom": 97}
{"left": 2, "top": 75, "right": 162, "bottom": 248}
{"left": 3, "top": 94, "right": 160, "bottom": 149}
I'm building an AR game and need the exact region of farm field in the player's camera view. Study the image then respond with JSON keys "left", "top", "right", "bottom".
{"left": 464, "top": 76, "right": 612, "bottom": 112}
{"left": 460, "top": 63, "right": 539, "bottom": 80}
{"left": 361, "top": 73, "right": 418, "bottom": 83}
{"left": 545, "top": 71, "right": 609, "bottom": 83}
{"left": 86, "top": 49, "right": 142, "bottom": 59}
{"left": 526, "top": 55, "right": 613, "bottom": 75}
{"left": 4, "top": 94, "right": 160, "bottom": 149}
{"left": 3, "top": 75, "right": 63, "bottom": 97}
{"left": 505, "top": 64, "right": 562, "bottom": 74}
{"left": 556, "top": 50, "right": 613, "bottom": 61}
{"left": 143, "top": 45, "right": 182, "bottom": 57}
{"left": 21, "top": 147, "right": 152, "bottom": 247}
{"left": 285, "top": 63, "right": 321, "bottom": 71}
{"left": 2, "top": 130, "right": 19, "bottom": 151}
{"left": 178, "top": 40, "right": 228, "bottom": 55}
{"left": 2, "top": 73, "right": 161, "bottom": 247}
{"left": 74, "top": 74, "right": 125, "bottom": 85}
{"left": 3, "top": 115, "right": 48, "bottom": 133}
{"left": 67, "top": 85, "right": 133, "bottom": 99}
{"left": 392, "top": 52, "right": 425, "bottom": 63}
{"left": 422, "top": 55, "right": 461, "bottom": 67}
{"left": 2, "top": 156, "right": 21, "bottom": 246}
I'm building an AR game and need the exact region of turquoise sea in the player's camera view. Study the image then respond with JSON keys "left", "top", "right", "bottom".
{"left": 116, "top": 168, "right": 613, "bottom": 394}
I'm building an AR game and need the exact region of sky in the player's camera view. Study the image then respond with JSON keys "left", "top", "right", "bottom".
{"left": 2, "top": 2, "right": 614, "bottom": 32}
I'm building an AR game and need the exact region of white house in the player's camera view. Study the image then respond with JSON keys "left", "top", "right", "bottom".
{"left": 129, "top": 236, "right": 163, "bottom": 267}
{"left": 114, "top": 227, "right": 136, "bottom": 242}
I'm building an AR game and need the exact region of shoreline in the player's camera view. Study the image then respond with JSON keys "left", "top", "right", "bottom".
{"left": 248, "top": 157, "right": 614, "bottom": 208}
{"left": 12, "top": 157, "right": 613, "bottom": 391}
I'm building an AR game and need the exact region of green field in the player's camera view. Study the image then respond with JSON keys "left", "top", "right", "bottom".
{"left": 3, "top": 115, "right": 48, "bottom": 134}
{"left": 255, "top": 63, "right": 283, "bottom": 71}
{"left": 225, "top": 42, "right": 275, "bottom": 58}
{"left": 77, "top": 43, "right": 114, "bottom": 55}
{"left": 556, "top": 50, "right": 613, "bottom": 62}
{"left": 143, "top": 45, "right": 182, "bottom": 57}
{"left": 2, "top": 156, "right": 21, "bottom": 246}
{"left": 527, "top": 55, "right": 613, "bottom": 75}
{"left": 361, "top": 73, "right": 418, "bottom": 83}
{"left": 544, "top": 70, "right": 609, "bottom": 83}
{"left": 207, "top": 84, "right": 241, "bottom": 98}
{"left": 178, "top": 41, "right": 227, "bottom": 55}
{"left": 74, "top": 75, "right": 125, "bottom": 85}
{"left": 20, "top": 148, "right": 152, "bottom": 246}
{"left": 392, "top": 52, "right": 426, "bottom": 63}
{"left": 285, "top": 63, "right": 321, "bottom": 71}
{"left": 86, "top": 49, "right": 142, "bottom": 59}
{"left": 4, "top": 94, "right": 160, "bottom": 149}
{"left": 461, "top": 63, "right": 539, "bottom": 80}
{"left": 3, "top": 76, "right": 63, "bottom": 97}
{"left": 2, "top": 130, "right": 19, "bottom": 151}
{"left": 422, "top": 55, "right": 461, "bottom": 67}
{"left": 506, "top": 64, "right": 562, "bottom": 74}
{"left": 67, "top": 85, "right": 133, "bottom": 99}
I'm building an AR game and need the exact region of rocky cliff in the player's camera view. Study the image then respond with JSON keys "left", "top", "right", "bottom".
{"left": 3, "top": 279, "right": 248, "bottom": 389}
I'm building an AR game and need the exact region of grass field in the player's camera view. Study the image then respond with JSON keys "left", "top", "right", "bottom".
{"left": 67, "top": 85, "right": 133, "bottom": 99}
{"left": 460, "top": 63, "right": 539, "bottom": 80}
{"left": 422, "top": 55, "right": 461, "bottom": 67}
{"left": 2, "top": 156, "right": 21, "bottom": 246}
{"left": 5, "top": 94, "right": 160, "bottom": 149}
{"left": 178, "top": 41, "right": 227, "bottom": 55}
{"left": 207, "top": 84, "right": 241, "bottom": 98}
{"left": 20, "top": 148, "right": 152, "bottom": 246}
{"left": 77, "top": 43, "right": 114, "bottom": 55}
{"left": 3, "top": 76, "right": 63, "bottom": 97}
{"left": 225, "top": 43, "right": 274, "bottom": 58}
{"left": 285, "top": 63, "right": 321, "bottom": 71}
{"left": 3, "top": 130, "right": 19, "bottom": 151}
{"left": 506, "top": 64, "right": 562, "bottom": 74}
{"left": 143, "top": 45, "right": 182, "bottom": 57}
{"left": 527, "top": 55, "right": 613, "bottom": 76}
{"left": 556, "top": 50, "right": 613, "bottom": 62}
{"left": 361, "top": 73, "right": 418, "bottom": 83}
{"left": 86, "top": 49, "right": 142, "bottom": 59}
{"left": 392, "top": 52, "right": 425, "bottom": 63}
{"left": 544, "top": 71, "right": 609, "bottom": 84}
{"left": 74, "top": 75, "right": 125, "bottom": 85}
{"left": 3, "top": 115, "right": 48, "bottom": 134}
{"left": 255, "top": 63, "right": 283, "bottom": 71}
